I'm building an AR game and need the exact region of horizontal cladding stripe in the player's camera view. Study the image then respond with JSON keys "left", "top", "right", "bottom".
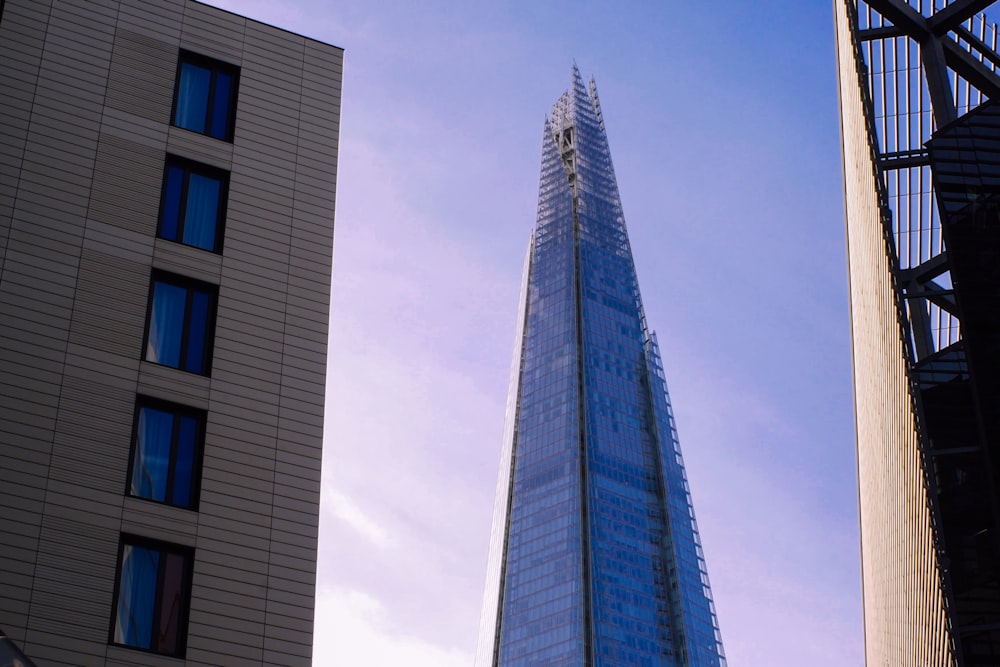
{"left": 165, "top": 129, "right": 234, "bottom": 168}
{"left": 105, "top": 28, "right": 175, "bottom": 124}
{"left": 118, "top": 0, "right": 183, "bottom": 29}
{"left": 1, "top": 295, "right": 77, "bottom": 330}
{"left": 137, "top": 364, "right": 211, "bottom": 400}
{"left": 0, "top": 0, "right": 339, "bottom": 656}
{"left": 88, "top": 135, "right": 163, "bottom": 234}
{"left": 198, "top": 513, "right": 273, "bottom": 544}
{"left": 178, "top": 38, "right": 243, "bottom": 66}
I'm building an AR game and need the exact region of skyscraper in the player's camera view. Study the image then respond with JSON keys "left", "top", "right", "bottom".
{"left": 476, "top": 68, "right": 726, "bottom": 667}
{"left": 0, "top": 1, "right": 340, "bottom": 664}
{"left": 835, "top": 1, "right": 1000, "bottom": 664}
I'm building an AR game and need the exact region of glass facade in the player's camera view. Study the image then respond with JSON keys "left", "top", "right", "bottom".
{"left": 477, "top": 69, "right": 725, "bottom": 667}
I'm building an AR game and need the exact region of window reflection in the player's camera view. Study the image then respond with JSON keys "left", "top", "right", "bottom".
{"left": 144, "top": 273, "right": 217, "bottom": 376}
{"left": 130, "top": 398, "right": 204, "bottom": 509}
{"left": 112, "top": 538, "right": 192, "bottom": 657}
{"left": 173, "top": 52, "right": 239, "bottom": 141}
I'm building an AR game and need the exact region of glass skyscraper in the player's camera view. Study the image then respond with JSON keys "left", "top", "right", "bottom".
{"left": 835, "top": 1, "right": 1000, "bottom": 664}
{"left": 476, "top": 68, "right": 726, "bottom": 667}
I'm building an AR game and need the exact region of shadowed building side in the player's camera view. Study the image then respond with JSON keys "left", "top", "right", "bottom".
{"left": 835, "top": 1, "right": 1000, "bottom": 664}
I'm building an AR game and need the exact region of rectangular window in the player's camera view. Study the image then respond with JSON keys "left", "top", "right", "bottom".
{"left": 110, "top": 536, "right": 193, "bottom": 657}
{"left": 128, "top": 397, "right": 205, "bottom": 510}
{"left": 172, "top": 51, "right": 239, "bottom": 141}
{"left": 159, "top": 157, "right": 227, "bottom": 253}
{"left": 143, "top": 272, "right": 217, "bottom": 376}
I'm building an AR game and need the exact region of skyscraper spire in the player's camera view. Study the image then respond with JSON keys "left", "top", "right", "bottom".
{"left": 476, "top": 69, "right": 725, "bottom": 667}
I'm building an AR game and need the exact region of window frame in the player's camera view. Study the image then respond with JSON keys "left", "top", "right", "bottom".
{"left": 170, "top": 50, "right": 240, "bottom": 142}
{"left": 142, "top": 271, "right": 218, "bottom": 377}
{"left": 126, "top": 396, "right": 206, "bottom": 511}
{"left": 108, "top": 534, "right": 194, "bottom": 658}
{"left": 157, "top": 155, "right": 229, "bottom": 254}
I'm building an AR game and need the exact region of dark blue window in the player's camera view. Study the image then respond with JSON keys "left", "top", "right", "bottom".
{"left": 172, "top": 52, "right": 239, "bottom": 141}
{"left": 129, "top": 398, "right": 204, "bottom": 510}
{"left": 160, "top": 157, "right": 227, "bottom": 253}
{"left": 111, "top": 536, "right": 192, "bottom": 657}
{"left": 144, "top": 273, "right": 217, "bottom": 376}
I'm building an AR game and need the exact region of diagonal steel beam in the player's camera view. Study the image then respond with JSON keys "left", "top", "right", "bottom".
{"left": 866, "top": 0, "right": 930, "bottom": 40}
{"left": 942, "top": 38, "right": 1000, "bottom": 99}
{"left": 929, "top": 0, "right": 999, "bottom": 35}
{"left": 953, "top": 24, "right": 1000, "bottom": 70}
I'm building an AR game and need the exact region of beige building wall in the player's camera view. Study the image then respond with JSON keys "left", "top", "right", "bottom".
{"left": 0, "top": 0, "right": 341, "bottom": 665}
{"left": 833, "top": 2, "right": 952, "bottom": 665}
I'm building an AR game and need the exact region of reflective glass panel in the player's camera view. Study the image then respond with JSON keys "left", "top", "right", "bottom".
{"left": 173, "top": 415, "right": 199, "bottom": 507}
{"left": 115, "top": 544, "right": 159, "bottom": 650}
{"left": 481, "top": 70, "right": 726, "bottom": 667}
{"left": 145, "top": 275, "right": 216, "bottom": 375}
{"left": 183, "top": 172, "right": 221, "bottom": 251}
{"left": 129, "top": 401, "right": 203, "bottom": 509}
{"left": 174, "top": 63, "right": 210, "bottom": 134}
{"left": 160, "top": 165, "right": 184, "bottom": 242}
{"left": 112, "top": 538, "right": 192, "bottom": 657}
{"left": 131, "top": 406, "right": 173, "bottom": 502}
{"left": 147, "top": 281, "right": 186, "bottom": 368}
{"left": 210, "top": 71, "right": 233, "bottom": 140}
{"left": 173, "top": 53, "right": 238, "bottom": 142}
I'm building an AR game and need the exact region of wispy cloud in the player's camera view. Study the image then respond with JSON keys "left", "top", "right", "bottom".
{"left": 327, "top": 490, "right": 392, "bottom": 548}
{"left": 314, "top": 587, "right": 471, "bottom": 666}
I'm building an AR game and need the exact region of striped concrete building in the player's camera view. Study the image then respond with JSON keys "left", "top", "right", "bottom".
{"left": 0, "top": 1, "right": 341, "bottom": 665}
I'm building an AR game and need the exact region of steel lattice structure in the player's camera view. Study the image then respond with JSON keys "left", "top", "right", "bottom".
{"left": 836, "top": 1, "right": 1000, "bottom": 664}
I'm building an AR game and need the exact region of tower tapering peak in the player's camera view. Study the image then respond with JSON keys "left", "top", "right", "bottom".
{"left": 476, "top": 69, "right": 726, "bottom": 667}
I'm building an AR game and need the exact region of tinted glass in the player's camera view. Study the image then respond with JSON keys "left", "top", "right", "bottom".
{"left": 183, "top": 172, "right": 221, "bottom": 251}
{"left": 173, "top": 415, "right": 199, "bottom": 508}
{"left": 132, "top": 407, "right": 173, "bottom": 502}
{"left": 160, "top": 165, "right": 184, "bottom": 242}
{"left": 489, "top": 75, "right": 725, "bottom": 666}
{"left": 210, "top": 71, "right": 233, "bottom": 139}
{"left": 147, "top": 281, "right": 187, "bottom": 368}
{"left": 115, "top": 544, "right": 159, "bottom": 650}
{"left": 185, "top": 290, "right": 211, "bottom": 374}
{"left": 174, "top": 63, "right": 211, "bottom": 134}
{"left": 158, "top": 553, "right": 186, "bottom": 653}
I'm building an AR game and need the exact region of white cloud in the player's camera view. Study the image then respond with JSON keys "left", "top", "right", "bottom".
{"left": 314, "top": 587, "right": 472, "bottom": 667}
{"left": 327, "top": 490, "right": 393, "bottom": 549}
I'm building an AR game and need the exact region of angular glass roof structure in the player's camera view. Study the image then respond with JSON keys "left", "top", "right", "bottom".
{"left": 476, "top": 67, "right": 726, "bottom": 667}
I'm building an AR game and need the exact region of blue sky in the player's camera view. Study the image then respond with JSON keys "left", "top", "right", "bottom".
{"left": 208, "top": 1, "right": 859, "bottom": 664}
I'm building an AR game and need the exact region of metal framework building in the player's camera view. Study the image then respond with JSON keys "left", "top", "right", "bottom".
{"left": 835, "top": 1, "right": 1000, "bottom": 664}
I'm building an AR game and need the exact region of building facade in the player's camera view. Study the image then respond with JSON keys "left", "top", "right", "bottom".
{"left": 475, "top": 69, "right": 726, "bottom": 667}
{"left": 0, "top": 1, "right": 341, "bottom": 665}
{"left": 835, "top": 1, "right": 1000, "bottom": 664}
